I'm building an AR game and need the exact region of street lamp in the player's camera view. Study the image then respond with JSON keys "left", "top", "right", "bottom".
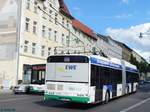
{"left": 138, "top": 32, "right": 150, "bottom": 63}
{"left": 139, "top": 32, "right": 143, "bottom": 38}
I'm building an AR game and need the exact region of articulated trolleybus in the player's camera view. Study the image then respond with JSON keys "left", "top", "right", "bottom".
{"left": 44, "top": 55, "right": 139, "bottom": 104}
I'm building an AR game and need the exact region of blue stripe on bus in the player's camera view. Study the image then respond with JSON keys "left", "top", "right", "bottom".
{"left": 90, "top": 57, "right": 122, "bottom": 70}
{"left": 91, "top": 63, "right": 123, "bottom": 70}
{"left": 90, "top": 57, "right": 138, "bottom": 73}
{"left": 126, "top": 67, "right": 138, "bottom": 73}
{"left": 90, "top": 57, "right": 110, "bottom": 67}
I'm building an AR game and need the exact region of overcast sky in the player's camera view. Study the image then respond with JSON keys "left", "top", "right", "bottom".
{"left": 65, "top": 0, "right": 150, "bottom": 62}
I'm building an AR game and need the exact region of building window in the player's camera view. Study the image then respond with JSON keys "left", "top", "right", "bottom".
{"left": 66, "top": 36, "right": 69, "bottom": 46}
{"left": 49, "top": 3, "right": 52, "bottom": 7}
{"left": 75, "top": 38, "right": 80, "bottom": 44}
{"left": 49, "top": 10, "right": 52, "bottom": 22}
{"left": 62, "top": 17, "right": 65, "bottom": 25}
{"left": 66, "top": 20, "right": 69, "bottom": 28}
{"left": 48, "top": 47, "right": 51, "bottom": 56}
{"left": 32, "top": 43, "right": 36, "bottom": 54}
{"left": 26, "top": 0, "right": 30, "bottom": 10}
{"left": 24, "top": 40, "right": 29, "bottom": 53}
{"left": 42, "top": 25, "right": 46, "bottom": 37}
{"left": 43, "top": 4, "right": 47, "bottom": 10}
{"left": 74, "top": 29, "right": 77, "bottom": 34}
{"left": 62, "top": 34, "right": 65, "bottom": 45}
{"left": 43, "top": 12, "right": 47, "bottom": 19}
{"left": 25, "top": 18, "right": 30, "bottom": 32}
{"left": 41, "top": 45, "right": 45, "bottom": 56}
{"left": 42, "top": 4, "right": 47, "bottom": 19}
{"left": 78, "top": 31, "right": 80, "bottom": 36}
{"left": 48, "top": 28, "right": 52, "bottom": 39}
{"left": 33, "top": 21, "right": 37, "bottom": 34}
{"left": 54, "top": 31, "right": 57, "bottom": 42}
{"left": 34, "top": 1, "right": 38, "bottom": 13}
{"left": 55, "top": 13, "right": 58, "bottom": 25}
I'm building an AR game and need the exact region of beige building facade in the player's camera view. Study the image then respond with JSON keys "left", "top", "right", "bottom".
{"left": 0, "top": 0, "right": 98, "bottom": 88}
{"left": 96, "top": 34, "right": 122, "bottom": 59}
{"left": 0, "top": 0, "right": 17, "bottom": 88}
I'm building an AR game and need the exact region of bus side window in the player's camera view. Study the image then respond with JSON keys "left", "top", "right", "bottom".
{"left": 91, "top": 65, "right": 96, "bottom": 86}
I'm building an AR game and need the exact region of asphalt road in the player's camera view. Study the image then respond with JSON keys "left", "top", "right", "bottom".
{"left": 0, "top": 83, "right": 150, "bottom": 112}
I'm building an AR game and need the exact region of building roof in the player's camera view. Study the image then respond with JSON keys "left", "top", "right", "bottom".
{"left": 115, "top": 41, "right": 132, "bottom": 51}
{"left": 58, "top": 0, "right": 97, "bottom": 40}
{"left": 58, "top": 0, "right": 73, "bottom": 19}
{"left": 72, "top": 19, "right": 97, "bottom": 40}
{"left": 97, "top": 33, "right": 109, "bottom": 42}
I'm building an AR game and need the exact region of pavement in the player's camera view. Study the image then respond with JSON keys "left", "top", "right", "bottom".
{"left": 0, "top": 83, "right": 150, "bottom": 112}
{"left": 0, "top": 89, "right": 13, "bottom": 94}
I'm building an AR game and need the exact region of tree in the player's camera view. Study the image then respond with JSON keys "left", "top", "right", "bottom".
{"left": 148, "top": 64, "right": 150, "bottom": 72}
{"left": 130, "top": 54, "right": 139, "bottom": 69}
{"left": 129, "top": 54, "right": 149, "bottom": 73}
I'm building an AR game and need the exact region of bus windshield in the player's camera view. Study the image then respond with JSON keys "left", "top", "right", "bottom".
{"left": 46, "top": 56, "right": 89, "bottom": 83}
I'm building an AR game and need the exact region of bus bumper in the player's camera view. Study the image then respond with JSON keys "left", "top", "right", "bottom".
{"left": 44, "top": 94, "right": 90, "bottom": 103}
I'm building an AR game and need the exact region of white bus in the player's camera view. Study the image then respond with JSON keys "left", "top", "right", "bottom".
{"left": 44, "top": 55, "right": 139, "bottom": 104}
{"left": 14, "top": 64, "right": 46, "bottom": 94}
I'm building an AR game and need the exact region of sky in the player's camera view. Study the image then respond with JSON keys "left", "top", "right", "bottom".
{"left": 64, "top": 0, "right": 150, "bottom": 62}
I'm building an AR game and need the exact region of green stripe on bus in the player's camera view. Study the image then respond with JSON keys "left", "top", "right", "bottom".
{"left": 44, "top": 94, "right": 90, "bottom": 103}
{"left": 30, "top": 89, "right": 44, "bottom": 93}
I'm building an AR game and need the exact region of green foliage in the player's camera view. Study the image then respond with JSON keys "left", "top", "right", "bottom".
{"left": 130, "top": 54, "right": 149, "bottom": 73}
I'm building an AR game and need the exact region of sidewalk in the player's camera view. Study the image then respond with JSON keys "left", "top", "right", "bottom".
{"left": 0, "top": 89, "right": 13, "bottom": 94}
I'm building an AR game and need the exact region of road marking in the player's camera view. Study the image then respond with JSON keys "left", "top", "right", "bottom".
{"left": 0, "top": 97, "right": 29, "bottom": 103}
{"left": 120, "top": 97, "right": 150, "bottom": 112}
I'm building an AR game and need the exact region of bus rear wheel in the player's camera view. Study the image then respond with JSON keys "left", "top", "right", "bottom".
{"left": 104, "top": 91, "right": 110, "bottom": 104}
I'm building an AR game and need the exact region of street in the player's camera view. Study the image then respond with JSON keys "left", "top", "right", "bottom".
{"left": 0, "top": 84, "right": 150, "bottom": 112}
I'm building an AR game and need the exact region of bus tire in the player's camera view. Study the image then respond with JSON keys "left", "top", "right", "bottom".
{"left": 104, "top": 91, "right": 110, "bottom": 104}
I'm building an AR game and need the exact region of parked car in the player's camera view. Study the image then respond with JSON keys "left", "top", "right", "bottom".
{"left": 13, "top": 84, "right": 30, "bottom": 94}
